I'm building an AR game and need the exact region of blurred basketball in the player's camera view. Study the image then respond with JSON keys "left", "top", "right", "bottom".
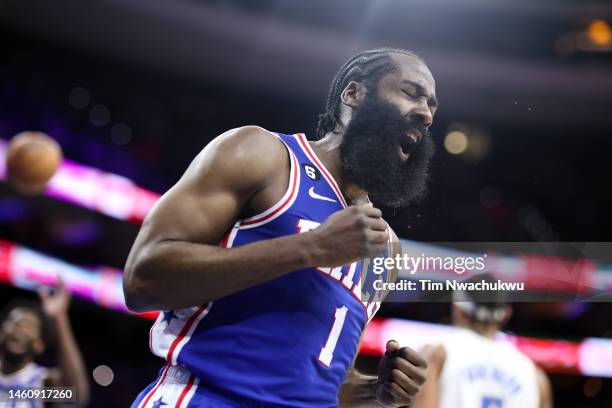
{"left": 6, "top": 131, "right": 63, "bottom": 194}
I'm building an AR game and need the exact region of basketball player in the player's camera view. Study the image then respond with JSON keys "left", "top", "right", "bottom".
{"left": 413, "top": 275, "right": 553, "bottom": 408}
{"left": 0, "top": 276, "right": 90, "bottom": 407}
{"left": 124, "top": 48, "right": 438, "bottom": 407}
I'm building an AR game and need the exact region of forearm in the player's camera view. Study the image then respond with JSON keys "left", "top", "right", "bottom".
{"left": 338, "top": 368, "right": 384, "bottom": 408}
{"left": 125, "top": 231, "right": 315, "bottom": 311}
{"left": 53, "top": 314, "right": 90, "bottom": 406}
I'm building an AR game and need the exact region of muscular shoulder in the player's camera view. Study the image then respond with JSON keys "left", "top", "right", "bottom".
{"left": 185, "top": 126, "right": 287, "bottom": 191}
{"left": 210, "top": 126, "right": 285, "bottom": 164}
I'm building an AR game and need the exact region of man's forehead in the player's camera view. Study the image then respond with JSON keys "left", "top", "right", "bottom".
{"left": 8, "top": 308, "right": 40, "bottom": 325}
{"left": 388, "top": 53, "right": 435, "bottom": 92}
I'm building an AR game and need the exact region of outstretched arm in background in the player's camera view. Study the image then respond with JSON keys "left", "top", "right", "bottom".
{"left": 41, "top": 275, "right": 90, "bottom": 407}
{"left": 410, "top": 344, "right": 446, "bottom": 408}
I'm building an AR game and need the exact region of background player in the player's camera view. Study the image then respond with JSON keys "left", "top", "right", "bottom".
{"left": 0, "top": 275, "right": 90, "bottom": 407}
{"left": 413, "top": 274, "right": 553, "bottom": 408}
{"left": 124, "top": 48, "right": 437, "bottom": 407}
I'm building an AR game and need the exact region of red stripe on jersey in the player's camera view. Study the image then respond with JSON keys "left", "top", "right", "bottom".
{"left": 295, "top": 134, "right": 347, "bottom": 208}
{"left": 167, "top": 305, "right": 208, "bottom": 365}
{"left": 239, "top": 152, "right": 299, "bottom": 226}
{"left": 139, "top": 365, "right": 170, "bottom": 408}
{"left": 175, "top": 374, "right": 196, "bottom": 408}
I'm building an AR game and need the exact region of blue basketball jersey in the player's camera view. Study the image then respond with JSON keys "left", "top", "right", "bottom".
{"left": 140, "top": 132, "right": 384, "bottom": 408}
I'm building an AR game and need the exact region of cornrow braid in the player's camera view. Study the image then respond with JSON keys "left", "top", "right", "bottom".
{"left": 314, "top": 47, "right": 422, "bottom": 140}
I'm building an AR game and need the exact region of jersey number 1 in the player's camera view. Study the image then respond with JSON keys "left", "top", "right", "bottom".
{"left": 319, "top": 306, "right": 348, "bottom": 367}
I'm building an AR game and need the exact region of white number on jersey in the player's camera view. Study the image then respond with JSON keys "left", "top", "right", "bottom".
{"left": 318, "top": 306, "right": 348, "bottom": 367}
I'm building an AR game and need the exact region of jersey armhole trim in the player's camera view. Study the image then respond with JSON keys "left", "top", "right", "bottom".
{"left": 236, "top": 134, "right": 300, "bottom": 229}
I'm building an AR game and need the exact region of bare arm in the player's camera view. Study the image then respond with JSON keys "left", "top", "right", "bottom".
{"left": 411, "top": 345, "right": 446, "bottom": 408}
{"left": 339, "top": 341, "right": 428, "bottom": 408}
{"left": 123, "top": 126, "right": 389, "bottom": 312}
{"left": 536, "top": 365, "right": 553, "bottom": 408}
{"left": 41, "top": 277, "right": 90, "bottom": 407}
{"left": 339, "top": 368, "right": 382, "bottom": 408}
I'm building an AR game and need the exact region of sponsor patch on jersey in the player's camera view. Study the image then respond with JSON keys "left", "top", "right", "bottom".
{"left": 301, "top": 163, "right": 321, "bottom": 180}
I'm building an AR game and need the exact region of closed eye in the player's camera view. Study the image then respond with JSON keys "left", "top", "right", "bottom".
{"left": 402, "top": 90, "right": 417, "bottom": 99}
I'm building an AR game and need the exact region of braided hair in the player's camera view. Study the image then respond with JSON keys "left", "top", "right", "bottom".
{"left": 314, "top": 47, "right": 422, "bottom": 140}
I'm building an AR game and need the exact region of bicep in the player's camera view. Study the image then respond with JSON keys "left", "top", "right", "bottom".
{"left": 142, "top": 172, "right": 242, "bottom": 247}
{"left": 412, "top": 345, "right": 445, "bottom": 408}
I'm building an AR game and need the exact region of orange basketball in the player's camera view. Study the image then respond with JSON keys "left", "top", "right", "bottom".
{"left": 6, "top": 131, "right": 63, "bottom": 194}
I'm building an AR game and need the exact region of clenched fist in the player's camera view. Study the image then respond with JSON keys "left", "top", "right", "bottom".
{"left": 306, "top": 202, "right": 388, "bottom": 267}
{"left": 375, "top": 340, "right": 428, "bottom": 407}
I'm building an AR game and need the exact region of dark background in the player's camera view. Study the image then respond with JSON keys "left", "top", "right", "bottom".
{"left": 1, "top": 0, "right": 611, "bottom": 406}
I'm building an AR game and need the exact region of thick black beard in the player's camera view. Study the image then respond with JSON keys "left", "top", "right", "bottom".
{"left": 339, "top": 94, "right": 435, "bottom": 207}
{"left": 0, "top": 337, "right": 36, "bottom": 365}
{"left": 0, "top": 347, "right": 31, "bottom": 365}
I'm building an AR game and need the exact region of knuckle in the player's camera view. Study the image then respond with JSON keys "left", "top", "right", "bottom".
{"left": 355, "top": 220, "right": 365, "bottom": 231}
{"left": 390, "top": 368, "right": 402, "bottom": 382}
{"left": 357, "top": 214, "right": 367, "bottom": 227}
{"left": 400, "top": 347, "right": 414, "bottom": 359}
{"left": 415, "top": 368, "right": 427, "bottom": 384}
{"left": 390, "top": 358, "right": 401, "bottom": 370}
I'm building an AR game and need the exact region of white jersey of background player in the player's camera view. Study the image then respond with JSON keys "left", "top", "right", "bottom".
{"left": 413, "top": 276, "right": 552, "bottom": 408}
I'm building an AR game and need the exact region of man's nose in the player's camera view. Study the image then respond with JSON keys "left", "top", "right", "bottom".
{"left": 413, "top": 100, "right": 433, "bottom": 128}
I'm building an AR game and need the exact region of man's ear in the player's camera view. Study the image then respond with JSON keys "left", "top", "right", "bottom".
{"left": 340, "top": 80, "right": 367, "bottom": 109}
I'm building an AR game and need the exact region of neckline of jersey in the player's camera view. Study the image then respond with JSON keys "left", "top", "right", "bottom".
{"left": 295, "top": 133, "right": 348, "bottom": 208}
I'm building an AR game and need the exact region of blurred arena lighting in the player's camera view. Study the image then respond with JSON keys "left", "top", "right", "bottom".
{"left": 583, "top": 377, "right": 603, "bottom": 398}
{"left": 109, "top": 123, "right": 133, "bottom": 146}
{"left": 0, "top": 139, "right": 159, "bottom": 222}
{"left": 92, "top": 365, "right": 115, "bottom": 387}
{"left": 0, "top": 198, "right": 27, "bottom": 221}
{"left": 444, "top": 130, "right": 468, "bottom": 155}
{"left": 68, "top": 86, "right": 90, "bottom": 110}
{"left": 588, "top": 20, "right": 612, "bottom": 46}
{"left": 50, "top": 218, "right": 101, "bottom": 246}
{"left": 556, "top": 19, "right": 612, "bottom": 56}
{"left": 361, "top": 318, "right": 612, "bottom": 378}
{"left": 463, "top": 131, "right": 491, "bottom": 160}
{"left": 444, "top": 122, "right": 491, "bottom": 160}
{"left": 89, "top": 105, "right": 111, "bottom": 127}
{"left": 0, "top": 239, "right": 157, "bottom": 320}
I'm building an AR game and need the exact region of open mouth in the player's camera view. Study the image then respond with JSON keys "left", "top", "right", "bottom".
{"left": 397, "top": 131, "right": 423, "bottom": 161}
